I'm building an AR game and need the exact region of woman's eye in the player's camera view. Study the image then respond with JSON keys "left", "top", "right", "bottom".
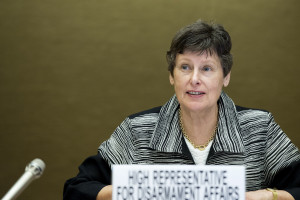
{"left": 181, "top": 65, "right": 190, "bottom": 70}
{"left": 203, "top": 66, "right": 212, "bottom": 72}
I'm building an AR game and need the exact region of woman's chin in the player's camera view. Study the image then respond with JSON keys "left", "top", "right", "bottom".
{"left": 180, "top": 101, "right": 218, "bottom": 114}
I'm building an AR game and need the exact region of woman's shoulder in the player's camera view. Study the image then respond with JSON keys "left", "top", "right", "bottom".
{"left": 235, "top": 105, "right": 269, "bottom": 113}
{"left": 235, "top": 105, "right": 271, "bottom": 117}
{"left": 128, "top": 106, "right": 162, "bottom": 119}
{"left": 234, "top": 105, "right": 274, "bottom": 125}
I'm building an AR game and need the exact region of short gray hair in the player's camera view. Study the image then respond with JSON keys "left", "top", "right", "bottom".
{"left": 166, "top": 20, "right": 233, "bottom": 77}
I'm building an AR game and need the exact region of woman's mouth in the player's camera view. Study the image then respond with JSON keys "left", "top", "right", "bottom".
{"left": 187, "top": 91, "right": 205, "bottom": 95}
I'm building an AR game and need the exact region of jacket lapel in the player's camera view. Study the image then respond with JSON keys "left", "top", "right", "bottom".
{"left": 149, "top": 92, "right": 245, "bottom": 156}
{"left": 149, "top": 95, "right": 183, "bottom": 153}
{"left": 213, "top": 92, "right": 245, "bottom": 154}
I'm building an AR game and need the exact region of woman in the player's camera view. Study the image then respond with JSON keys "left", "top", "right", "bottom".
{"left": 63, "top": 20, "right": 300, "bottom": 200}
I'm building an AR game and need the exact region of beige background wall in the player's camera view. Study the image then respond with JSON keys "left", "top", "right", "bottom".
{"left": 0, "top": 0, "right": 299, "bottom": 199}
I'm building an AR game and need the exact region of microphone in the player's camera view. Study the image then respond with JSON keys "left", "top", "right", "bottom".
{"left": 1, "top": 158, "right": 46, "bottom": 200}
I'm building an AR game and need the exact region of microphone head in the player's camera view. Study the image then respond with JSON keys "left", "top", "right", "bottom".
{"left": 25, "top": 158, "right": 46, "bottom": 178}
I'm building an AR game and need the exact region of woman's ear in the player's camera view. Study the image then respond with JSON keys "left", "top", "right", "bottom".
{"left": 169, "top": 73, "right": 174, "bottom": 85}
{"left": 223, "top": 71, "right": 231, "bottom": 87}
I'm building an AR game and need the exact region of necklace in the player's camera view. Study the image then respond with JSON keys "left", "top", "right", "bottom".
{"left": 179, "top": 108, "right": 218, "bottom": 151}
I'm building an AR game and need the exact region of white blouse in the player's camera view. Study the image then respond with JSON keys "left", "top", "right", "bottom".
{"left": 184, "top": 137, "right": 213, "bottom": 165}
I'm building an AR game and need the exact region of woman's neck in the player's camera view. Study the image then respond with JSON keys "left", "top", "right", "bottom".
{"left": 179, "top": 105, "right": 218, "bottom": 146}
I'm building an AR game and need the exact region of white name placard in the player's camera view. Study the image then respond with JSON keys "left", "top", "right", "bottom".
{"left": 112, "top": 165, "right": 245, "bottom": 200}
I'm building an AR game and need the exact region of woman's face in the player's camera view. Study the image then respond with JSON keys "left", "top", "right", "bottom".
{"left": 169, "top": 51, "right": 230, "bottom": 114}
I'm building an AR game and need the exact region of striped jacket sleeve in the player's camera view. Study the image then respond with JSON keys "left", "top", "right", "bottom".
{"left": 264, "top": 113, "right": 300, "bottom": 198}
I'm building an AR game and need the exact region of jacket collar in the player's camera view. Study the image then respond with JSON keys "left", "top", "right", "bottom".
{"left": 149, "top": 91, "right": 245, "bottom": 154}
{"left": 213, "top": 92, "right": 245, "bottom": 153}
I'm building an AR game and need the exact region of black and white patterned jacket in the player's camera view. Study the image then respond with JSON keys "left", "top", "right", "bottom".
{"left": 63, "top": 92, "right": 300, "bottom": 200}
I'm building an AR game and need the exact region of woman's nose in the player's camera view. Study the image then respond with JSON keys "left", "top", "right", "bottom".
{"left": 191, "top": 70, "right": 201, "bottom": 85}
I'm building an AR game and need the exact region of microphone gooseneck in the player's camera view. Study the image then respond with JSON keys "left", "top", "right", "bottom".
{"left": 1, "top": 158, "right": 46, "bottom": 200}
